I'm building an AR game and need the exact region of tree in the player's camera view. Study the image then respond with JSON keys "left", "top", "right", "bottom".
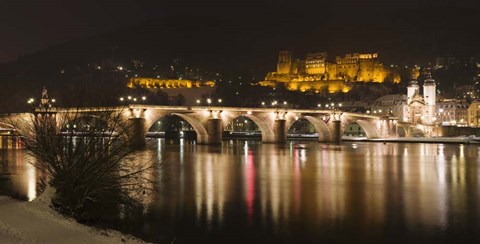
{"left": 17, "top": 109, "right": 155, "bottom": 223}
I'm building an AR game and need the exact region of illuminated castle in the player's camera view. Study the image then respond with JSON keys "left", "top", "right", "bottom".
{"left": 260, "top": 51, "right": 400, "bottom": 93}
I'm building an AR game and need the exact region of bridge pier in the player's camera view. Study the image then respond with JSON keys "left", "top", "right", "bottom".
{"left": 207, "top": 118, "right": 223, "bottom": 144}
{"left": 388, "top": 117, "right": 398, "bottom": 137}
{"left": 332, "top": 120, "right": 342, "bottom": 144}
{"left": 128, "top": 117, "right": 146, "bottom": 149}
{"left": 273, "top": 119, "right": 287, "bottom": 143}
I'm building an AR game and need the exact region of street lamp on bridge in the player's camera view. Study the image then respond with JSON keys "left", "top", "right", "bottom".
{"left": 28, "top": 87, "right": 56, "bottom": 114}
{"left": 195, "top": 98, "right": 223, "bottom": 106}
{"left": 119, "top": 95, "right": 147, "bottom": 104}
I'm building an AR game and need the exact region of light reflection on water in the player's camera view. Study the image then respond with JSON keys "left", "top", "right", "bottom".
{"left": 0, "top": 150, "right": 37, "bottom": 201}
{"left": 2, "top": 140, "right": 480, "bottom": 243}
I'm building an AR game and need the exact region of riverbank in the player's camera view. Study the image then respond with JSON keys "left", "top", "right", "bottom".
{"left": 343, "top": 136, "right": 480, "bottom": 144}
{"left": 0, "top": 195, "right": 146, "bottom": 243}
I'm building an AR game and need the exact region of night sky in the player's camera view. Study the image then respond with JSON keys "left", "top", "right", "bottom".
{"left": 1, "top": 0, "right": 479, "bottom": 64}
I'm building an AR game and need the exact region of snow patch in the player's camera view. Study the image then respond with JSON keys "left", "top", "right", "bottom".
{"left": 0, "top": 196, "right": 148, "bottom": 243}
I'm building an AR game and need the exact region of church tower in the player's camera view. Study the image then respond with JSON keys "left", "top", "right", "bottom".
{"left": 407, "top": 74, "right": 419, "bottom": 105}
{"left": 423, "top": 72, "right": 436, "bottom": 106}
{"left": 277, "top": 51, "right": 292, "bottom": 74}
{"left": 423, "top": 71, "right": 436, "bottom": 124}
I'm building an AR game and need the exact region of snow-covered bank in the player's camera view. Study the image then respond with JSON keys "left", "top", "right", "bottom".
{"left": 0, "top": 196, "right": 146, "bottom": 243}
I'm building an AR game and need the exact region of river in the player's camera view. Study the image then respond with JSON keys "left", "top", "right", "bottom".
{"left": 1, "top": 139, "right": 480, "bottom": 243}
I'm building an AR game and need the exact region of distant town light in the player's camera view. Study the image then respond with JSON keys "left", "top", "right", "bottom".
{"left": 196, "top": 99, "right": 200, "bottom": 104}
{"left": 261, "top": 101, "right": 265, "bottom": 105}
{"left": 207, "top": 98, "right": 211, "bottom": 104}
{"left": 51, "top": 99, "right": 56, "bottom": 103}
{"left": 218, "top": 99, "right": 222, "bottom": 103}
{"left": 127, "top": 96, "right": 132, "bottom": 100}
{"left": 142, "top": 96, "right": 146, "bottom": 101}
{"left": 283, "top": 101, "right": 287, "bottom": 105}
{"left": 120, "top": 97, "right": 124, "bottom": 101}
{"left": 133, "top": 98, "right": 137, "bottom": 102}
{"left": 317, "top": 104, "right": 321, "bottom": 107}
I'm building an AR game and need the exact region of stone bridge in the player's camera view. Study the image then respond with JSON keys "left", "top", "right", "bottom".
{"left": 0, "top": 105, "right": 398, "bottom": 147}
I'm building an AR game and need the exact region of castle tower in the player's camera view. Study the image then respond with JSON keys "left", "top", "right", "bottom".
{"left": 277, "top": 51, "right": 292, "bottom": 74}
{"left": 407, "top": 75, "right": 419, "bottom": 105}
{"left": 423, "top": 71, "right": 436, "bottom": 124}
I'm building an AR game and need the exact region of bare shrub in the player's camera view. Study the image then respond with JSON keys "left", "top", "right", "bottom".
{"left": 19, "top": 108, "right": 155, "bottom": 223}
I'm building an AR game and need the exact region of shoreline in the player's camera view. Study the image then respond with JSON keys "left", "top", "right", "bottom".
{"left": 220, "top": 135, "right": 480, "bottom": 144}
{"left": 0, "top": 195, "right": 147, "bottom": 243}
{"left": 342, "top": 136, "right": 480, "bottom": 144}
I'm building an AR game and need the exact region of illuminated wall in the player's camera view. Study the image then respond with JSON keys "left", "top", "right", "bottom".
{"left": 305, "top": 52, "right": 327, "bottom": 75}
{"left": 467, "top": 101, "right": 480, "bottom": 127}
{"left": 128, "top": 78, "right": 215, "bottom": 89}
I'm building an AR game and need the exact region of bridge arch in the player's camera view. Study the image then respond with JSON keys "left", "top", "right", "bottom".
{"left": 397, "top": 126, "right": 407, "bottom": 137}
{"left": 147, "top": 113, "right": 209, "bottom": 144}
{"left": 303, "top": 116, "right": 332, "bottom": 142}
{"left": 224, "top": 114, "right": 275, "bottom": 142}
{"left": 287, "top": 116, "right": 332, "bottom": 142}
{"left": 172, "top": 113, "right": 208, "bottom": 143}
{"left": 243, "top": 114, "right": 275, "bottom": 142}
{"left": 350, "top": 119, "right": 380, "bottom": 139}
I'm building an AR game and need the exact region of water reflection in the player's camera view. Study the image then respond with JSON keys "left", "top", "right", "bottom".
{"left": 0, "top": 150, "right": 38, "bottom": 201}
{"left": 2, "top": 141, "right": 480, "bottom": 243}
{"left": 194, "top": 151, "right": 229, "bottom": 229}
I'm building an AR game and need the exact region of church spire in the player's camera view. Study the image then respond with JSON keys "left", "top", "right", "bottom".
{"left": 424, "top": 69, "right": 435, "bottom": 84}
{"left": 408, "top": 68, "right": 419, "bottom": 86}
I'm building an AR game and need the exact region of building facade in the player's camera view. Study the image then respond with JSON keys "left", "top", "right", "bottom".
{"left": 369, "top": 94, "right": 408, "bottom": 121}
{"left": 467, "top": 101, "right": 480, "bottom": 127}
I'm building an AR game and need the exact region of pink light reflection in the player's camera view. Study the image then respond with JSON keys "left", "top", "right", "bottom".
{"left": 246, "top": 149, "right": 255, "bottom": 221}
